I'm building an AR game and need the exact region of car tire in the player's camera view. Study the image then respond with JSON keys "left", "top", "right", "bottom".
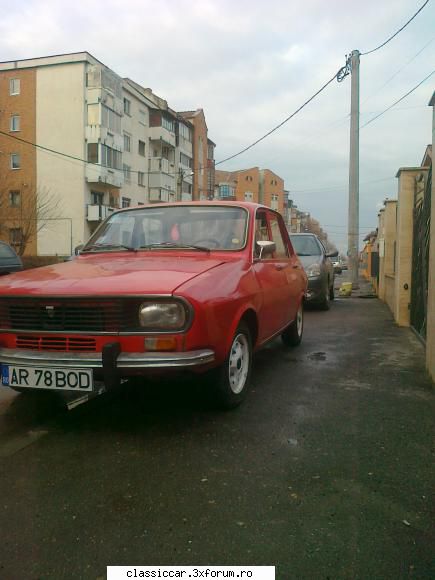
{"left": 319, "top": 282, "right": 330, "bottom": 310}
{"left": 281, "top": 301, "right": 304, "bottom": 346}
{"left": 329, "top": 280, "right": 335, "bottom": 301}
{"left": 208, "top": 321, "right": 252, "bottom": 409}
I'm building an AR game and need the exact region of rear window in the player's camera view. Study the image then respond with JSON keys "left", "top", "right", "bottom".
{"left": 0, "top": 243, "right": 18, "bottom": 259}
{"left": 290, "top": 235, "right": 321, "bottom": 256}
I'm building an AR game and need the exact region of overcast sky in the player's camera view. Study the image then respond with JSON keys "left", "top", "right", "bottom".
{"left": 1, "top": 0, "right": 434, "bottom": 251}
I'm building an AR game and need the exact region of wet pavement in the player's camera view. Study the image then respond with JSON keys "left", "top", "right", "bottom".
{"left": 0, "top": 279, "right": 434, "bottom": 579}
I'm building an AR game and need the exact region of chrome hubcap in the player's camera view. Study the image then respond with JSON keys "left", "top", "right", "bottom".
{"left": 296, "top": 305, "right": 303, "bottom": 336}
{"left": 228, "top": 333, "right": 249, "bottom": 394}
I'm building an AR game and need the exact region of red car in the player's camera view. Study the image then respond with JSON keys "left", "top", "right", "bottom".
{"left": 0, "top": 202, "right": 307, "bottom": 409}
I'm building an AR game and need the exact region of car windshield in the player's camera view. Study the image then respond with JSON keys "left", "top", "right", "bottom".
{"left": 83, "top": 205, "right": 248, "bottom": 252}
{"left": 0, "top": 243, "right": 18, "bottom": 259}
{"left": 290, "top": 235, "right": 322, "bottom": 256}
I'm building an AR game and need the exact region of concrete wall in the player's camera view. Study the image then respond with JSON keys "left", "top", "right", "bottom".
{"left": 426, "top": 95, "right": 435, "bottom": 381}
{"left": 394, "top": 169, "right": 422, "bottom": 326}
{"left": 378, "top": 200, "right": 397, "bottom": 307}
{"left": 36, "top": 62, "right": 87, "bottom": 254}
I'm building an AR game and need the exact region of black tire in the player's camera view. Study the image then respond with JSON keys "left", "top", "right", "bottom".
{"left": 208, "top": 321, "right": 252, "bottom": 409}
{"left": 319, "top": 282, "right": 330, "bottom": 310}
{"left": 281, "top": 301, "right": 304, "bottom": 346}
{"left": 329, "top": 279, "right": 335, "bottom": 301}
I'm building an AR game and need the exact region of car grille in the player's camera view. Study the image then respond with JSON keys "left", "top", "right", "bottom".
{"left": 0, "top": 298, "right": 137, "bottom": 333}
{"left": 16, "top": 335, "right": 97, "bottom": 352}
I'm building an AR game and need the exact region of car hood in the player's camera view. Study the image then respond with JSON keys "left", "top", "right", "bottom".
{"left": 0, "top": 253, "right": 230, "bottom": 296}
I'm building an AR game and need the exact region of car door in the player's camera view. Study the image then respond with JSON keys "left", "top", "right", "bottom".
{"left": 253, "top": 209, "right": 300, "bottom": 341}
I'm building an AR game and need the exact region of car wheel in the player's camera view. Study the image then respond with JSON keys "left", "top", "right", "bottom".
{"left": 281, "top": 301, "right": 304, "bottom": 346}
{"left": 208, "top": 321, "right": 252, "bottom": 409}
{"left": 329, "top": 280, "right": 335, "bottom": 301}
{"left": 319, "top": 282, "right": 330, "bottom": 310}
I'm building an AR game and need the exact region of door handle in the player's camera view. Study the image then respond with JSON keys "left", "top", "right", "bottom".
{"left": 292, "top": 264, "right": 299, "bottom": 269}
{"left": 275, "top": 264, "right": 285, "bottom": 271}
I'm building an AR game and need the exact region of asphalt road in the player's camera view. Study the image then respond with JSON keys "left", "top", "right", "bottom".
{"left": 0, "top": 286, "right": 434, "bottom": 580}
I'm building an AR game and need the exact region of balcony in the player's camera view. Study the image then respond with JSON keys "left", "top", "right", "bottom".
{"left": 87, "top": 204, "right": 116, "bottom": 222}
{"left": 86, "top": 164, "right": 123, "bottom": 188}
{"left": 149, "top": 189, "right": 176, "bottom": 203}
{"left": 148, "top": 126, "right": 176, "bottom": 147}
{"left": 149, "top": 157, "right": 174, "bottom": 174}
{"left": 148, "top": 171, "right": 175, "bottom": 192}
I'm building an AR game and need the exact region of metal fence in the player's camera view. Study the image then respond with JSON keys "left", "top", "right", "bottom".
{"left": 411, "top": 165, "right": 431, "bottom": 339}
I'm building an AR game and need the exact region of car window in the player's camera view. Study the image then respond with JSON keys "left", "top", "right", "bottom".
{"left": 84, "top": 206, "right": 248, "bottom": 251}
{"left": 0, "top": 243, "right": 17, "bottom": 259}
{"left": 254, "top": 211, "right": 270, "bottom": 258}
{"left": 290, "top": 235, "right": 322, "bottom": 256}
{"left": 269, "top": 215, "right": 288, "bottom": 258}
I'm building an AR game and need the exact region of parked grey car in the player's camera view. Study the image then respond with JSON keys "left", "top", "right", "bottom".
{"left": 0, "top": 242, "right": 23, "bottom": 276}
{"left": 290, "top": 233, "right": 338, "bottom": 310}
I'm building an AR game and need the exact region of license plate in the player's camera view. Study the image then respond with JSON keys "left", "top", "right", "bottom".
{"left": 1, "top": 364, "right": 93, "bottom": 392}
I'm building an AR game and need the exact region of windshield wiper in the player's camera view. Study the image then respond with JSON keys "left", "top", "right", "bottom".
{"left": 81, "top": 243, "right": 138, "bottom": 253}
{"left": 139, "top": 242, "right": 210, "bottom": 252}
{"left": 295, "top": 252, "right": 313, "bottom": 256}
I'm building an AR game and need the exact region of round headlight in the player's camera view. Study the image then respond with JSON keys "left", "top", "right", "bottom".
{"left": 139, "top": 302, "right": 186, "bottom": 330}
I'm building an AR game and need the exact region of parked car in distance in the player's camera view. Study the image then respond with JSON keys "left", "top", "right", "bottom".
{"left": 0, "top": 202, "right": 307, "bottom": 409}
{"left": 0, "top": 242, "right": 23, "bottom": 276}
{"left": 289, "top": 233, "right": 338, "bottom": 310}
{"left": 332, "top": 260, "right": 342, "bottom": 274}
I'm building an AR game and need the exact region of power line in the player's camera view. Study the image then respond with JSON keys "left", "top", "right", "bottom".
{"left": 360, "top": 68, "right": 435, "bottom": 128}
{"left": 361, "top": 0, "right": 430, "bottom": 56}
{"left": 215, "top": 57, "right": 352, "bottom": 167}
{"left": 290, "top": 176, "right": 394, "bottom": 194}
{"left": 362, "top": 33, "right": 435, "bottom": 106}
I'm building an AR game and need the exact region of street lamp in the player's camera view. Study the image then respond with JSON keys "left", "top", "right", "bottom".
{"left": 177, "top": 169, "right": 194, "bottom": 201}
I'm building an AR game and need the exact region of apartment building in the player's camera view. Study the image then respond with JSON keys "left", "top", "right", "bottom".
{"left": 179, "top": 109, "right": 215, "bottom": 200}
{"left": 214, "top": 167, "right": 286, "bottom": 215}
{"left": 0, "top": 52, "right": 208, "bottom": 257}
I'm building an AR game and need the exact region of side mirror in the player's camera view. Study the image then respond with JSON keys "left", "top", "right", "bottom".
{"left": 326, "top": 250, "right": 339, "bottom": 258}
{"left": 74, "top": 244, "right": 84, "bottom": 256}
{"left": 256, "top": 240, "right": 276, "bottom": 259}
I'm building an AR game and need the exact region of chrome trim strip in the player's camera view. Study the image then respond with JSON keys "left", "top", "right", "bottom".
{"left": 0, "top": 348, "right": 215, "bottom": 369}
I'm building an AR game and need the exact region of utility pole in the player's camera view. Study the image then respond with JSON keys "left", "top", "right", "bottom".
{"left": 348, "top": 49, "right": 360, "bottom": 287}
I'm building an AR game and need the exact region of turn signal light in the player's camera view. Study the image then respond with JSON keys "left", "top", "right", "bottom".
{"left": 144, "top": 337, "right": 177, "bottom": 351}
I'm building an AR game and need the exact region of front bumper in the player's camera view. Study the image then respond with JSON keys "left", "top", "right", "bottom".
{"left": 0, "top": 347, "right": 215, "bottom": 370}
{"left": 305, "top": 277, "right": 325, "bottom": 302}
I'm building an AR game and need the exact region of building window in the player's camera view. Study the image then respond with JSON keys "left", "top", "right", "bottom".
{"left": 138, "top": 140, "right": 146, "bottom": 157}
{"left": 10, "top": 115, "right": 20, "bottom": 132}
{"left": 123, "top": 133, "right": 131, "bottom": 152}
{"left": 162, "top": 116, "right": 174, "bottom": 132}
{"left": 139, "top": 110, "right": 147, "bottom": 125}
{"left": 138, "top": 172, "right": 145, "bottom": 186}
{"left": 9, "top": 227, "right": 23, "bottom": 246}
{"left": 122, "top": 197, "right": 131, "bottom": 208}
{"left": 244, "top": 191, "right": 253, "bottom": 201}
{"left": 91, "top": 191, "right": 104, "bottom": 205}
{"left": 102, "top": 105, "right": 121, "bottom": 133}
{"left": 9, "top": 79, "right": 20, "bottom": 95}
{"left": 101, "top": 145, "right": 122, "bottom": 170}
{"left": 123, "top": 98, "right": 131, "bottom": 115}
{"left": 219, "top": 184, "right": 234, "bottom": 198}
{"left": 87, "top": 143, "right": 99, "bottom": 164}
{"left": 9, "top": 190, "right": 21, "bottom": 207}
{"left": 10, "top": 154, "right": 20, "bottom": 169}
{"left": 123, "top": 164, "right": 131, "bottom": 182}
{"left": 180, "top": 153, "right": 192, "bottom": 168}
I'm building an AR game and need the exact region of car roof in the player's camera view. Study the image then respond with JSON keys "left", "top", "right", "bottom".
{"left": 115, "top": 201, "right": 271, "bottom": 213}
